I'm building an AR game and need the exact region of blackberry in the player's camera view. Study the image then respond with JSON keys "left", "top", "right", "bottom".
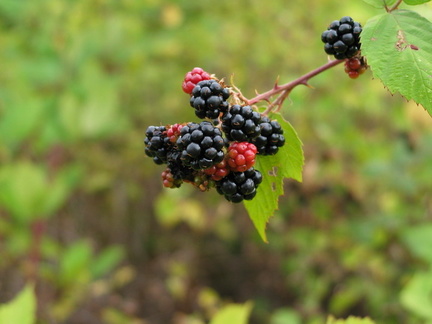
{"left": 221, "top": 105, "right": 262, "bottom": 142}
{"left": 176, "top": 121, "right": 226, "bottom": 170}
{"left": 215, "top": 168, "right": 263, "bottom": 203}
{"left": 251, "top": 117, "right": 285, "bottom": 155}
{"left": 321, "top": 16, "right": 362, "bottom": 59}
{"left": 190, "top": 80, "right": 230, "bottom": 119}
{"left": 144, "top": 125, "right": 170, "bottom": 165}
{"left": 166, "top": 149, "right": 196, "bottom": 183}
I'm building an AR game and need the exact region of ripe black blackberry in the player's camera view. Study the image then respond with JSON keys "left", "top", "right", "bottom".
{"left": 221, "top": 105, "right": 262, "bottom": 142}
{"left": 321, "top": 16, "right": 362, "bottom": 60}
{"left": 190, "top": 80, "right": 230, "bottom": 119}
{"left": 252, "top": 117, "right": 285, "bottom": 155}
{"left": 166, "top": 149, "right": 196, "bottom": 183}
{"left": 144, "top": 125, "right": 170, "bottom": 165}
{"left": 176, "top": 121, "right": 226, "bottom": 170}
{"left": 215, "top": 168, "right": 263, "bottom": 203}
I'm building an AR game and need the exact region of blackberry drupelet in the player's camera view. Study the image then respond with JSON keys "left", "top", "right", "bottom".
{"left": 215, "top": 168, "right": 263, "bottom": 203}
{"left": 251, "top": 117, "right": 285, "bottom": 155}
{"left": 221, "top": 105, "right": 262, "bottom": 142}
{"left": 190, "top": 80, "right": 230, "bottom": 119}
{"left": 144, "top": 125, "right": 170, "bottom": 165}
{"left": 321, "top": 16, "right": 362, "bottom": 59}
{"left": 176, "top": 121, "right": 226, "bottom": 170}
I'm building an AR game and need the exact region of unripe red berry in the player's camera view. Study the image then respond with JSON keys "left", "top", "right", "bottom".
{"left": 347, "top": 57, "right": 362, "bottom": 70}
{"left": 204, "top": 160, "right": 230, "bottom": 181}
{"left": 227, "top": 142, "right": 257, "bottom": 172}
{"left": 182, "top": 67, "right": 211, "bottom": 94}
{"left": 166, "top": 123, "right": 184, "bottom": 143}
{"left": 348, "top": 70, "right": 360, "bottom": 79}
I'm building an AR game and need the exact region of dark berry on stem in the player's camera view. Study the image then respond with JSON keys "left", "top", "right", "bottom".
{"left": 176, "top": 121, "right": 225, "bottom": 170}
{"left": 190, "top": 80, "right": 230, "bottom": 119}
{"left": 251, "top": 117, "right": 285, "bottom": 155}
{"left": 321, "top": 16, "right": 362, "bottom": 59}
{"left": 215, "top": 168, "right": 263, "bottom": 203}
{"left": 144, "top": 125, "right": 171, "bottom": 165}
{"left": 222, "top": 105, "right": 261, "bottom": 142}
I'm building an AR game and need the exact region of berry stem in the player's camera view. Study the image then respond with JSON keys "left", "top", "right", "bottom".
{"left": 246, "top": 59, "right": 344, "bottom": 109}
{"left": 386, "top": 0, "right": 403, "bottom": 12}
{"left": 28, "top": 219, "right": 45, "bottom": 281}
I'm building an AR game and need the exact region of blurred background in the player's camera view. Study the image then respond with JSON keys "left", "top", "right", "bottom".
{"left": 0, "top": 0, "right": 431, "bottom": 323}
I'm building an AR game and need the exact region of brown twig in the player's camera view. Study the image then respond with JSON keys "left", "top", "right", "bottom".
{"left": 386, "top": 0, "right": 403, "bottom": 12}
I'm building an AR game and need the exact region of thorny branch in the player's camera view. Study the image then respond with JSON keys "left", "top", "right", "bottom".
{"left": 235, "top": 59, "right": 344, "bottom": 114}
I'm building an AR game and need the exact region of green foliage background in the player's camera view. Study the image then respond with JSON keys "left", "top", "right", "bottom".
{"left": 0, "top": 0, "right": 431, "bottom": 323}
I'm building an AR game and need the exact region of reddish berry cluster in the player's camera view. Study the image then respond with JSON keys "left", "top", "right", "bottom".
{"left": 166, "top": 123, "right": 184, "bottom": 143}
{"left": 144, "top": 67, "right": 286, "bottom": 203}
{"left": 227, "top": 142, "right": 257, "bottom": 172}
{"left": 182, "top": 67, "right": 211, "bottom": 94}
{"left": 344, "top": 57, "right": 367, "bottom": 79}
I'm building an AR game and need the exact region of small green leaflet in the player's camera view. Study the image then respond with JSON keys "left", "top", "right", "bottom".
{"left": 326, "top": 316, "right": 376, "bottom": 324}
{"left": 361, "top": 0, "right": 397, "bottom": 8}
{"left": 0, "top": 284, "right": 36, "bottom": 324}
{"left": 400, "top": 270, "right": 432, "bottom": 320}
{"left": 361, "top": 10, "right": 432, "bottom": 117}
{"left": 244, "top": 113, "right": 303, "bottom": 242}
{"left": 210, "top": 302, "right": 253, "bottom": 324}
{"left": 403, "top": 0, "right": 431, "bottom": 5}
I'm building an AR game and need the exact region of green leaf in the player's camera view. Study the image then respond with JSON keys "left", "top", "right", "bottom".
{"left": 400, "top": 270, "right": 432, "bottom": 319}
{"left": 326, "top": 316, "right": 376, "bottom": 324}
{"left": 59, "top": 240, "right": 93, "bottom": 286}
{"left": 244, "top": 114, "right": 303, "bottom": 242}
{"left": 0, "top": 101, "right": 45, "bottom": 152}
{"left": 401, "top": 224, "right": 432, "bottom": 264}
{"left": 361, "top": 10, "right": 432, "bottom": 117}
{"left": 403, "top": 0, "right": 431, "bottom": 5}
{"left": 0, "top": 163, "right": 81, "bottom": 222}
{"left": 0, "top": 284, "right": 36, "bottom": 324}
{"left": 0, "top": 163, "right": 47, "bottom": 223}
{"left": 210, "top": 302, "right": 253, "bottom": 324}
{"left": 361, "top": 0, "right": 397, "bottom": 8}
{"left": 42, "top": 165, "right": 82, "bottom": 218}
{"left": 270, "top": 308, "right": 302, "bottom": 324}
{"left": 90, "top": 245, "right": 125, "bottom": 279}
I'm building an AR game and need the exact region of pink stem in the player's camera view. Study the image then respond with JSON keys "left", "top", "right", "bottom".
{"left": 246, "top": 59, "right": 344, "bottom": 106}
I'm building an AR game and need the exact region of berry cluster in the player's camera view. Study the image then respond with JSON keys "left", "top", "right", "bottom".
{"left": 321, "top": 16, "right": 362, "bottom": 60}
{"left": 144, "top": 67, "right": 287, "bottom": 203}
